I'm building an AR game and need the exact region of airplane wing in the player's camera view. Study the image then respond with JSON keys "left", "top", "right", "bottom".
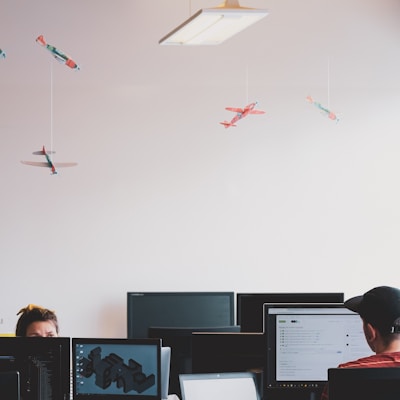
{"left": 225, "top": 107, "right": 244, "bottom": 113}
{"left": 54, "top": 162, "right": 78, "bottom": 168}
{"left": 249, "top": 110, "right": 266, "bottom": 115}
{"left": 21, "top": 161, "right": 78, "bottom": 168}
{"left": 32, "top": 150, "right": 55, "bottom": 155}
{"left": 21, "top": 161, "right": 49, "bottom": 168}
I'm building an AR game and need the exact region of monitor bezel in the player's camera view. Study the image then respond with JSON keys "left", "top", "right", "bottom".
{"left": 72, "top": 337, "right": 162, "bottom": 400}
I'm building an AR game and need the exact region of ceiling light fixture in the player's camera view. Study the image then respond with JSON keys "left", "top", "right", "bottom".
{"left": 159, "top": 0, "right": 268, "bottom": 45}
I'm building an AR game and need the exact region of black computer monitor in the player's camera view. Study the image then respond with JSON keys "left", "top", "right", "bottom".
{"left": 328, "top": 367, "right": 400, "bottom": 400}
{"left": 0, "top": 336, "right": 70, "bottom": 400}
{"left": 237, "top": 292, "right": 344, "bottom": 332}
{"left": 148, "top": 326, "right": 240, "bottom": 397}
{"left": 191, "top": 332, "right": 265, "bottom": 395}
{"left": 72, "top": 337, "right": 162, "bottom": 400}
{"left": 264, "top": 303, "right": 372, "bottom": 400}
{"left": 191, "top": 331, "right": 265, "bottom": 374}
{"left": 127, "top": 292, "right": 235, "bottom": 339}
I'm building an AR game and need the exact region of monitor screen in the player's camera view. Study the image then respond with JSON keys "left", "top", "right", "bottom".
{"left": 72, "top": 338, "right": 161, "bottom": 400}
{"left": 237, "top": 292, "right": 344, "bottom": 332}
{"left": 328, "top": 367, "right": 400, "bottom": 400}
{"left": 264, "top": 303, "right": 372, "bottom": 400}
{"left": 0, "top": 336, "right": 70, "bottom": 400}
{"left": 127, "top": 292, "right": 235, "bottom": 339}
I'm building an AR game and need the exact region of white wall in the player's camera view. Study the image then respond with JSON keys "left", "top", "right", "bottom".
{"left": 1, "top": 0, "right": 400, "bottom": 338}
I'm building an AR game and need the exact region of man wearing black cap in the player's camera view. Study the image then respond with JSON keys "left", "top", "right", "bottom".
{"left": 321, "top": 286, "right": 400, "bottom": 400}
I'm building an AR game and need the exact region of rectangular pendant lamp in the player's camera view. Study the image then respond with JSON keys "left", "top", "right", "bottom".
{"left": 159, "top": 0, "right": 268, "bottom": 45}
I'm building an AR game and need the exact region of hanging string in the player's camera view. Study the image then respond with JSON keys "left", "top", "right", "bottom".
{"left": 245, "top": 63, "right": 249, "bottom": 104}
{"left": 327, "top": 56, "right": 330, "bottom": 109}
{"left": 50, "top": 61, "right": 54, "bottom": 161}
{"left": 326, "top": 0, "right": 331, "bottom": 110}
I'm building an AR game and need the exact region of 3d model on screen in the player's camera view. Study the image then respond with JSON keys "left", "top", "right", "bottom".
{"left": 21, "top": 145, "right": 77, "bottom": 175}
{"left": 0, "top": 49, "right": 5, "bottom": 58}
{"left": 36, "top": 35, "right": 80, "bottom": 70}
{"left": 306, "top": 95, "right": 339, "bottom": 122}
{"left": 220, "top": 101, "right": 265, "bottom": 128}
{"left": 79, "top": 346, "right": 155, "bottom": 394}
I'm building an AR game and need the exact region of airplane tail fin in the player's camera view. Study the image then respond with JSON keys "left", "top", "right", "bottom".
{"left": 36, "top": 35, "right": 46, "bottom": 47}
{"left": 220, "top": 121, "right": 236, "bottom": 128}
{"left": 32, "top": 145, "right": 54, "bottom": 155}
{"left": 306, "top": 95, "right": 314, "bottom": 103}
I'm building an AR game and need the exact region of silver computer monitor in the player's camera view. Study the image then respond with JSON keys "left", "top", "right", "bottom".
{"left": 179, "top": 372, "right": 260, "bottom": 400}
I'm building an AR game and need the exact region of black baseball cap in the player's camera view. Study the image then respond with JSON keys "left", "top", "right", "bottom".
{"left": 344, "top": 286, "right": 400, "bottom": 334}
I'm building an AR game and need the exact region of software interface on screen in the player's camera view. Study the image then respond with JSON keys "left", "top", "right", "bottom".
{"left": 264, "top": 304, "right": 373, "bottom": 390}
{"left": 127, "top": 292, "right": 234, "bottom": 339}
{"left": 0, "top": 337, "right": 70, "bottom": 400}
{"left": 73, "top": 338, "right": 161, "bottom": 400}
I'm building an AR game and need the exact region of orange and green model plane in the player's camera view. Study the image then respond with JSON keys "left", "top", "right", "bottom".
{"left": 21, "top": 146, "right": 77, "bottom": 175}
{"left": 36, "top": 35, "right": 80, "bottom": 70}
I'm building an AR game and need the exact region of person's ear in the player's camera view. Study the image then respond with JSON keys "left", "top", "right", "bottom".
{"left": 364, "top": 321, "right": 378, "bottom": 349}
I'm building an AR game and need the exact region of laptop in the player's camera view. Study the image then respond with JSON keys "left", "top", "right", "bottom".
{"left": 72, "top": 338, "right": 162, "bottom": 400}
{"left": 0, "top": 371, "right": 20, "bottom": 400}
{"left": 179, "top": 372, "right": 260, "bottom": 400}
{"left": 161, "top": 347, "right": 171, "bottom": 400}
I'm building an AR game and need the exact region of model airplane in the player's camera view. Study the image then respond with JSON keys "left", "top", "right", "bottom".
{"left": 306, "top": 95, "right": 339, "bottom": 122}
{"left": 0, "top": 49, "right": 5, "bottom": 59}
{"left": 36, "top": 35, "right": 80, "bottom": 70}
{"left": 220, "top": 102, "right": 265, "bottom": 128}
{"left": 21, "top": 146, "right": 78, "bottom": 175}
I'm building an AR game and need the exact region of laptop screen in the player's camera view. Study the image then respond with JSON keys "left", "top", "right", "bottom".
{"left": 72, "top": 338, "right": 161, "bottom": 400}
{"left": 179, "top": 372, "right": 260, "bottom": 400}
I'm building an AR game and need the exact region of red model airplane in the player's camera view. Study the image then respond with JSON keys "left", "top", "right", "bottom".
{"left": 21, "top": 146, "right": 77, "bottom": 175}
{"left": 220, "top": 101, "right": 265, "bottom": 128}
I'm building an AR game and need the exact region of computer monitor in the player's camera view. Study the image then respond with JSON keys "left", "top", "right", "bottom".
{"left": 0, "top": 336, "right": 70, "bottom": 400}
{"left": 237, "top": 292, "right": 344, "bottom": 332}
{"left": 264, "top": 303, "right": 372, "bottom": 400}
{"left": 179, "top": 372, "right": 260, "bottom": 400}
{"left": 328, "top": 367, "right": 400, "bottom": 400}
{"left": 148, "top": 326, "right": 240, "bottom": 397}
{"left": 127, "top": 292, "right": 235, "bottom": 339}
{"left": 72, "top": 338, "right": 162, "bottom": 400}
{"left": 191, "top": 332, "right": 265, "bottom": 395}
{"left": 191, "top": 332, "right": 265, "bottom": 374}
